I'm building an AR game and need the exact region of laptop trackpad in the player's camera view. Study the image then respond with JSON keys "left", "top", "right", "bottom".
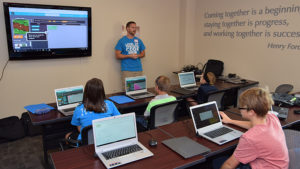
{"left": 215, "top": 132, "right": 241, "bottom": 144}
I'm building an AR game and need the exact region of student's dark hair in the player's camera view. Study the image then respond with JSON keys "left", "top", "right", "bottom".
{"left": 126, "top": 21, "right": 136, "bottom": 28}
{"left": 155, "top": 75, "right": 171, "bottom": 92}
{"left": 83, "top": 78, "right": 107, "bottom": 113}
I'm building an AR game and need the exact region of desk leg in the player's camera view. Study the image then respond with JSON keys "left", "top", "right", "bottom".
{"left": 42, "top": 125, "right": 49, "bottom": 164}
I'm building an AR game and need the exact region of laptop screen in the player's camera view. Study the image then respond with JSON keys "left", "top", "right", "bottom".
{"left": 191, "top": 102, "right": 220, "bottom": 129}
{"left": 56, "top": 86, "right": 83, "bottom": 106}
{"left": 179, "top": 72, "right": 196, "bottom": 86}
{"left": 94, "top": 114, "right": 136, "bottom": 147}
{"left": 125, "top": 76, "right": 146, "bottom": 92}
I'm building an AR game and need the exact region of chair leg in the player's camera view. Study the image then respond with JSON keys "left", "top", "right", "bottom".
{"left": 59, "top": 140, "right": 65, "bottom": 151}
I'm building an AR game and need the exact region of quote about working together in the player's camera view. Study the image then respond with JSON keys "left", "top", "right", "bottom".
{"left": 203, "top": 4, "right": 300, "bottom": 50}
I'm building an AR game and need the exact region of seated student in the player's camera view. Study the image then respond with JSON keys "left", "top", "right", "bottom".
{"left": 65, "top": 78, "right": 120, "bottom": 143}
{"left": 137, "top": 75, "right": 176, "bottom": 128}
{"left": 187, "top": 72, "right": 218, "bottom": 106}
{"left": 218, "top": 87, "right": 289, "bottom": 169}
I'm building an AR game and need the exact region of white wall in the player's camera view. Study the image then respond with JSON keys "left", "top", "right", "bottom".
{"left": 178, "top": 0, "right": 198, "bottom": 67}
{"left": 2, "top": 0, "right": 299, "bottom": 119}
{"left": 195, "top": 0, "right": 300, "bottom": 92}
{"left": 0, "top": 0, "right": 182, "bottom": 118}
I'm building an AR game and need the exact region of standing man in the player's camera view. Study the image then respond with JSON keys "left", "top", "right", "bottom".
{"left": 115, "top": 21, "right": 146, "bottom": 88}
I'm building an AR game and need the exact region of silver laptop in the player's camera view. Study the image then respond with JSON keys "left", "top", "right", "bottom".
{"left": 125, "top": 76, "right": 155, "bottom": 100}
{"left": 54, "top": 85, "right": 83, "bottom": 116}
{"left": 178, "top": 72, "right": 198, "bottom": 91}
{"left": 93, "top": 113, "right": 153, "bottom": 169}
{"left": 162, "top": 136, "right": 210, "bottom": 158}
{"left": 190, "top": 101, "right": 243, "bottom": 145}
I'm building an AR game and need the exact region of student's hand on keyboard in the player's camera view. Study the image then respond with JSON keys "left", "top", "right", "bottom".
{"left": 219, "top": 111, "right": 232, "bottom": 124}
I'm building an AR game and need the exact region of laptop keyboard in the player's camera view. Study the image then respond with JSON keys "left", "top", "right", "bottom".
{"left": 204, "top": 127, "right": 233, "bottom": 139}
{"left": 62, "top": 107, "right": 75, "bottom": 112}
{"left": 102, "top": 144, "right": 142, "bottom": 160}
{"left": 131, "top": 92, "right": 149, "bottom": 97}
{"left": 185, "top": 86, "right": 198, "bottom": 90}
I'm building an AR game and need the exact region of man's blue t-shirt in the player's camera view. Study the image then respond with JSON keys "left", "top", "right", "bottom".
{"left": 115, "top": 36, "right": 145, "bottom": 71}
{"left": 71, "top": 100, "right": 121, "bottom": 140}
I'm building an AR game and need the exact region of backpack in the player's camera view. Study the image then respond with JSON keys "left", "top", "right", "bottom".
{"left": 0, "top": 116, "right": 25, "bottom": 143}
{"left": 202, "top": 59, "right": 224, "bottom": 77}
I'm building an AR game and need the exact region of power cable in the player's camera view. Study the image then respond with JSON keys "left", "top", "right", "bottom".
{"left": 0, "top": 59, "right": 9, "bottom": 82}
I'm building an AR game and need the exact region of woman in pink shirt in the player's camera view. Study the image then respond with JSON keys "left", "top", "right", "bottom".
{"left": 220, "top": 88, "right": 289, "bottom": 169}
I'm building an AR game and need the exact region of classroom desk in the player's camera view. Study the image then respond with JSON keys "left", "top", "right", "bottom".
{"left": 50, "top": 125, "right": 207, "bottom": 169}
{"left": 169, "top": 79, "right": 258, "bottom": 108}
{"left": 169, "top": 79, "right": 258, "bottom": 96}
{"left": 29, "top": 79, "right": 258, "bottom": 163}
{"left": 29, "top": 79, "right": 258, "bottom": 125}
{"left": 50, "top": 107, "right": 300, "bottom": 169}
{"left": 50, "top": 112, "right": 246, "bottom": 169}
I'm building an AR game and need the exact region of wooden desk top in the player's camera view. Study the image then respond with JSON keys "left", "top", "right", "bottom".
{"left": 28, "top": 103, "right": 70, "bottom": 125}
{"left": 51, "top": 126, "right": 206, "bottom": 169}
{"left": 214, "top": 79, "right": 258, "bottom": 90}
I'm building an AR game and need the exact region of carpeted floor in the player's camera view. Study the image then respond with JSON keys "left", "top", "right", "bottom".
{"left": 0, "top": 135, "right": 53, "bottom": 169}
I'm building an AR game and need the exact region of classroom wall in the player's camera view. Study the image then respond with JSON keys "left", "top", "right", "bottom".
{"left": 2, "top": 0, "right": 299, "bottom": 119}
{"left": 195, "top": 0, "right": 300, "bottom": 92}
{"left": 0, "top": 0, "right": 183, "bottom": 118}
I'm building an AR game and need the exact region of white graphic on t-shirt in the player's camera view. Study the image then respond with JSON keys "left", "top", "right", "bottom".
{"left": 80, "top": 107, "right": 85, "bottom": 116}
{"left": 125, "top": 42, "right": 139, "bottom": 54}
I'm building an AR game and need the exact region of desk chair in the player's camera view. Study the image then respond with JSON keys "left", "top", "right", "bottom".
{"left": 147, "top": 99, "right": 181, "bottom": 130}
{"left": 207, "top": 90, "right": 225, "bottom": 110}
{"left": 81, "top": 125, "right": 93, "bottom": 146}
{"left": 283, "top": 129, "right": 300, "bottom": 169}
{"left": 59, "top": 125, "right": 93, "bottom": 151}
{"left": 236, "top": 84, "right": 258, "bottom": 107}
{"left": 275, "top": 84, "right": 293, "bottom": 94}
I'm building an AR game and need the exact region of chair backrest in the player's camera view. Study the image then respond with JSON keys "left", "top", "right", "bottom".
{"left": 207, "top": 90, "right": 225, "bottom": 110}
{"left": 148, "top": 99, "right": 181, "bottom": 130}
{"left": 236, "top": 84, "right": 258, "bottom": 106}
{"left": 275, "top": 84, "right": 293, "bottom": 94}
{"left": 81, "top": 125, "right": 93, "bottom": 146}
{"left": 202, "top": 59, "right": 224, "bottom": 77}
{"left": 283, "top": 129, "right": 300, "bottom": 169}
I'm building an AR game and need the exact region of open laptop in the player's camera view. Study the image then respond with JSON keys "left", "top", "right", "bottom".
{"left": 190, "top": 101, "right": 243, "bottom": 145}
{"left": 54, "top": 85, "right": 84, "bottom": 116}
{"left": 125, "top": 76, "right": 155, "bottom": 100}
{"left": 171, "top": 72, "right": 198, "bottom": 95}
{"left": 178, "top": 72, "right": 198, "bottom": 90}
{"left": 93, "top": 113, "right": 153, "bottom": 169}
